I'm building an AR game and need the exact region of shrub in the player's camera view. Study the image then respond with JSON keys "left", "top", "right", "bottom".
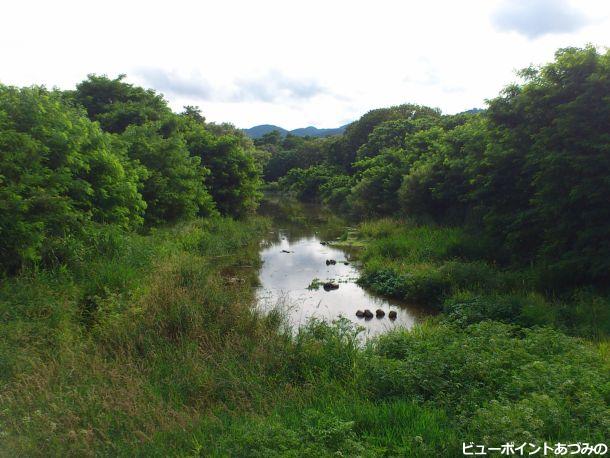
{"left": 364, "top": 321, "right": 609, "bottom": 444}
{"left": 0, "top": 85, "right": 146, "bottom": 272}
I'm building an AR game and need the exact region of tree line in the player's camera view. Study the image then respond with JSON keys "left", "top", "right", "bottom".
{"left": 0, "top": 75, "right": 262, "bottom": 273}
{"left": 259, "top": 46, "right": 610, "bottom": 289}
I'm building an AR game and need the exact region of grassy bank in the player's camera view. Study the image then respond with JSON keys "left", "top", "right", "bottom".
{"left": 1, "top": 216, "right": 608, "bottom": 456}
{"left": 354, "top": 219, "right": 610, "bottom": 340}
{"left": 0, "top": 217, "right": 284, "bottom": 455}
{"left": 0, "top": 217, "right": 456, "bottom": 456}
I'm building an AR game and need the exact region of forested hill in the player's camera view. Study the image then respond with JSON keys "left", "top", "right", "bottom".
{"left": 244, "top": 123, "right": 348, "bottom": 138}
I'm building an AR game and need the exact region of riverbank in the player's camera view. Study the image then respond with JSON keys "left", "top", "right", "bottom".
{"left": 255, "top": 198, "right": 430, "bottom": 336}
{"left": 1, "top": 214, "right": 608, "bottom": 456}
{"left": 350, "top": 218, "right": 610, "bottom": 340}
{"left": 0, "top": 217, "right": 282, "bottom": 455}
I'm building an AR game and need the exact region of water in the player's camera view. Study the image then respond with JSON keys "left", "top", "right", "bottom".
{"left": 255, "top": 199, "right": 429, "bottom": 338}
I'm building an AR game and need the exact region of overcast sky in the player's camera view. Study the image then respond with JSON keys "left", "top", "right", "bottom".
{"left": 1, "top": 0, "right": 609, "bottom": 129}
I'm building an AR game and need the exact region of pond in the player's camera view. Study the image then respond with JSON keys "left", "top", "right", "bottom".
{"left": 255, "top": 199, "right": 430, "bottom": 338}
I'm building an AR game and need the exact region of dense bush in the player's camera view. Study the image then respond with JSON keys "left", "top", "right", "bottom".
{"left": 73, "top": 74, "right": 171, "bottom": 134}
{"left": 0, "top": 76, "right": 263, "bottom": 273}
{"left": 121, "top": 120, "right": 215, "bottom": 224}
{"left": 278, "top": 165, "right": 340, "bottom": 202}
{"left": 354, "top": 218, "right": 609, "bottom": 336}
{"left": 477, "top": 47, "right": 610, "bottom": 284}
{"left": 358, "top": 267, "right": 449, "bottom": 307}
{"left": 183, "top": 119, "right": 261, "bottom": 217}
{"left": 0, "top": 85, "right": 146, "bottom": 272}
{"left": 365, "top": 321, "right": 609, "bottom": 445}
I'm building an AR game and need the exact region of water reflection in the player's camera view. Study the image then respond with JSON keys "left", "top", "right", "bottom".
{"left": 256, "top": 199, "right": 429, "bottom": 338}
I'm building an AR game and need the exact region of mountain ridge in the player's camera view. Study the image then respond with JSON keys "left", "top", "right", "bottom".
{"left": 243, "top": 123, "right": 348, "bottom": 139}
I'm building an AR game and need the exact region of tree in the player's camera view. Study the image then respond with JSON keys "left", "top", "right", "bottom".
{"left": 477, "top": 46, "right": 610, "bottom": 283}
{"left": 182, "top": 119, "right": 261, "bottom": 217}
{"left": 0, "top": 85, "right": 146, "bottom": 272}
{"left": 73, "top": 74, "right": 171, "bottom": 133}
{"left": 279, "top": 165, "right": 339, "bottom": 202}
{"left": 121, "top": 119, "right": 214, "bottom": 224}
{"left": 338, "top": 104, "right": 441, "bottom": 169}
{"left": 399, "top": 117, "right": 488, "bottom": 222}
{"left": 349, "top": 148, "right": 411, "bottom": 217}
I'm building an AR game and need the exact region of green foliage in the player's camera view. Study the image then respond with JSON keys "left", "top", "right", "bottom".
{"left": 366, "top": 321, "right": 609, "bottom": 445}
{"left": 358, "top": 267, "right": 450, "bottom": 307}
{"left": 121, "top": 120, "right": 215, "bottom": 224}
{"left": 355, "top": 218, "right": 609, "bottom": 337}
{"left": 476, "top": 46, "right": 610, "bottom": 284}
{"left": 279, "top": 165, "right": 340, "bottom": 202}
{"left": 73, "top": 74, "right": 171, "bottom": 133}
{"left": 340, "top": 104, "right": 442, "bottom": 169}
{"left": 183, "top": 118, "right": 261, "bottom": 217}
{"left": 0, "top": 75, "right": 263, "bottom": 272}
{"left": 0, "top": 85, "right": 146, "bottom": 272}
{"left": 349, "top": 148, "right": 411, "bottom": 216}
{"left": 398, "top": 117, "right": 488, "bottom": 222}
{"left": 2, "top": 213, "right": 607, "bottom": 455}
{"left": 197, "top": 410, "right": 368, "bottom": 457}
{"left": 319, "top": 173, "right": 354, "bottom": 211}
{"left": 361, "top": 223, "right": 471, "bottom": 263}
{"left": 262, "top": 135, "right": 327, "bottom": 182}
{"left": 443, "top": 291, "right": 557, "bottom": 328}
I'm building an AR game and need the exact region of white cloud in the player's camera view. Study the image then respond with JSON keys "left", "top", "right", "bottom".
{"left": 492, "top": 0, "right": 589, "bottom": 38}
{"left": 0, "top": 0, "right": 608, "bottom": 129}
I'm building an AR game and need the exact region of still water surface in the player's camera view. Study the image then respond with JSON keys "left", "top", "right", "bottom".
{"left": 255, "top": 201, "right": 429, "bottom": 337}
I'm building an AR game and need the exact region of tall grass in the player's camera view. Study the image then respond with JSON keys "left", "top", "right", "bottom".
{"left": 355, "top": 219, "right": 610, "bottom": 339}
{"left": 0, "top": 217, "right": 286, "bottom": 456}
{"left": 2, "top": 214, "right": 608, "bottom": 456}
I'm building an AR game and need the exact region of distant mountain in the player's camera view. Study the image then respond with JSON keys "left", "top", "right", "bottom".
{"left": 289, "top": 125, "right": 348, "bottom": 137}
{"left": 243, "top": 124, "right": 288, "bottom": 138}
{"left": 243, "top": 124, "right": 348, "bottom": 139}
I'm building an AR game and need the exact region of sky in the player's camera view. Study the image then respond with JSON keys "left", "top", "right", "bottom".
{"left": 1, "top": 0, "right": 609, "bottom": 129}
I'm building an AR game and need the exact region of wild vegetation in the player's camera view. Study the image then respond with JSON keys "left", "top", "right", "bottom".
{"left": 1, "top": 46, "right": 609, "bottom": 456}
{"left": 268, "top": 46, "right": 610, "bottom": 290}
{"left": 0, "top": 75, "right": 261, "bottom": 273}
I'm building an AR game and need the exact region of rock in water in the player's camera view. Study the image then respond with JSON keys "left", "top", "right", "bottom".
{"left": 323, "top": 282, "right": 339, "bottom": 291}
{"left": 375, "top": 309, "right": 385, "bottom": 318}
{"left": 388, "top": 310, "right": 397, "bottom": 320}
{"left": 355, "top": 310, "right": 364, "bottom": 318}
{"left": 363, "top": 309, "right": 374, "bottom": 319}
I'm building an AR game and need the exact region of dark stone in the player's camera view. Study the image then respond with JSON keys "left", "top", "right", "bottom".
{"left": 375, "top": 309, "right": 385, "bottom": 318}
{"left": 320, "top": 241, "right": 327, "bottom": 245}
{"left": 281, "top": 249, "right": 292, "bottom": 253}
{"left": 326, "top": 259, "right": 336, "bottom": 265}
{"left": 363, "top": 309, "right": 374, "bottom": 319}
{"left": 388, "top": 310, "right": 397, "bottom": 320}
{"left": 323, "top": 282, "right": 339, "bottom": 291}
{"left": 355, "top": 310, "right": 364, "bottom": 318}
{"left": 343, "top": 262, "right": 349, "bottom": 265}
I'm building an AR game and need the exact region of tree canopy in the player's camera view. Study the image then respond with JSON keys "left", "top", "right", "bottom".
{"left": 1, "top": 76, "right": 263, "bottom": 273}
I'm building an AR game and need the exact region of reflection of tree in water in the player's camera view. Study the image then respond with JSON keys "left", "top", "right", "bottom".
{"left": 258, "top": 195, "right": 348, "bottom": 244}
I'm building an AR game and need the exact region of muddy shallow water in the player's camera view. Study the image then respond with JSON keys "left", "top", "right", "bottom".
{"left": 255, "top": 200, "right": 430, "bottom": 338}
